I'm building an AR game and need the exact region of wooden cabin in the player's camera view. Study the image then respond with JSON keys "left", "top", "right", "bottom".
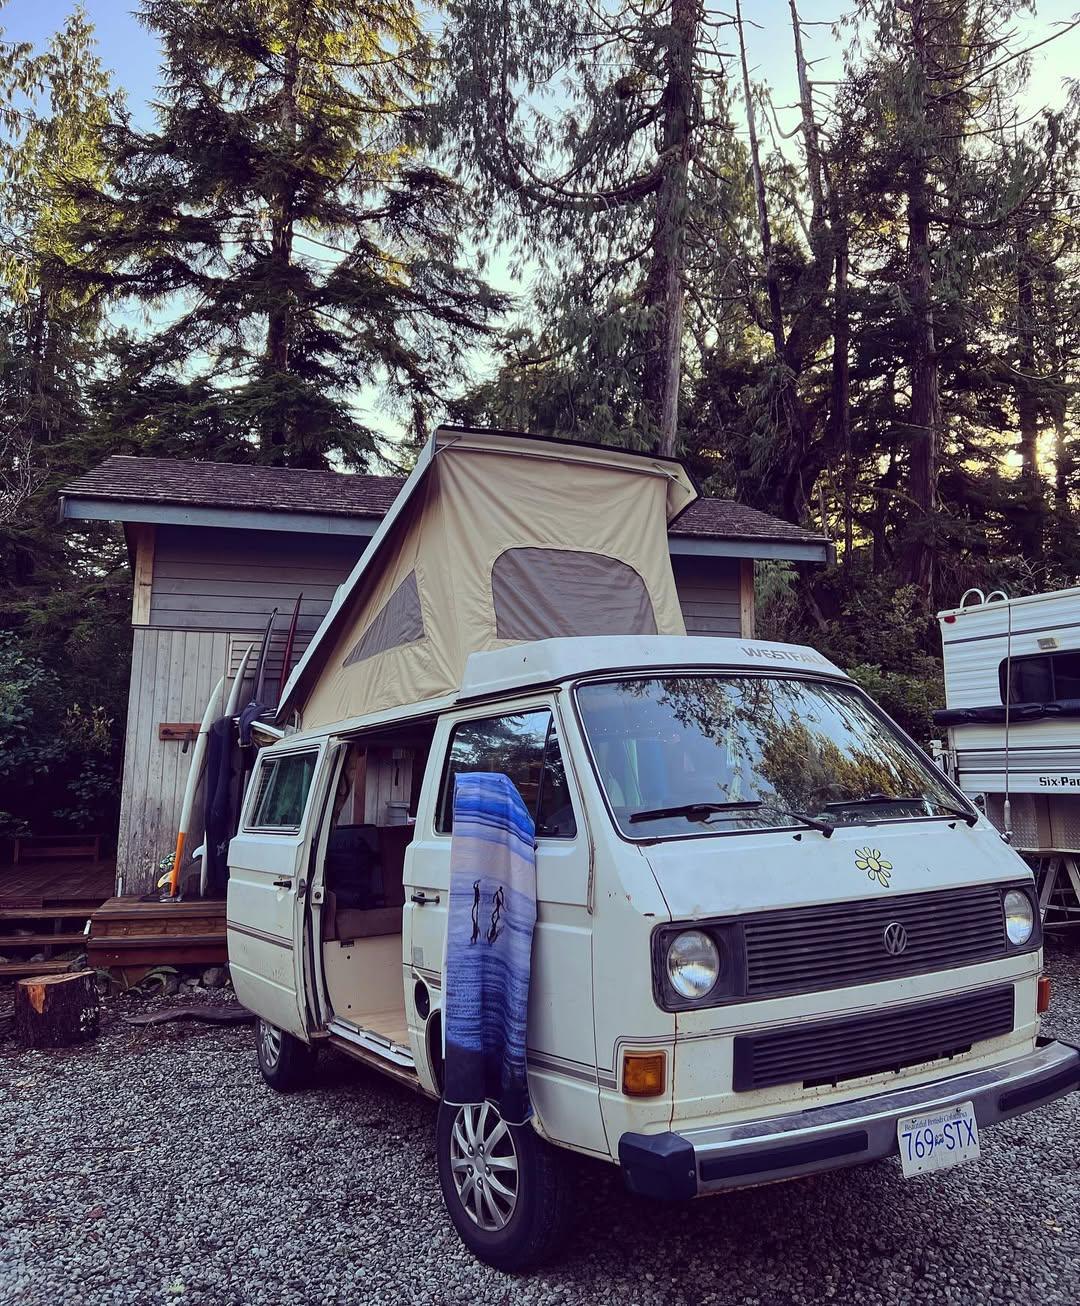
{"left": 61, "top": 451, "right": 830, "bottom": 895}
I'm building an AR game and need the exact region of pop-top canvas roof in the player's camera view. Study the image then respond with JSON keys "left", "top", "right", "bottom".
{"left": 281, "top": 427, "right": 699, "bottom": 728}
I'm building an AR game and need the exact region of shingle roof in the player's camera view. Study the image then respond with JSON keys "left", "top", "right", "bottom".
{"left": 62, "top": 454, "right": 827, "bottom": 546}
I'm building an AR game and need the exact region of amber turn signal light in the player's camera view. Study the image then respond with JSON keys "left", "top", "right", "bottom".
{"left": 1037, "top": 974, "right": 1051, "bottom": 1014}
{"left": 622, "top": 1051, "right": 666, "bottom": 1097}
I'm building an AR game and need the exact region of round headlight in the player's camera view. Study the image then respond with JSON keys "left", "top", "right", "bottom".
{"left": 1004, "top": 889, "right": 1034, "bottom": 946}
{"left": 666, "top": 929, "right": 720, "bottom": 1000}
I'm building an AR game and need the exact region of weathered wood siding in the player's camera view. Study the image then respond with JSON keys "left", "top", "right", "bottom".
{"left": 119, "top": 528, "right": 370, "bottom": 892}
{"left": 148, "top": 525, "right": 365, "bottom": 684}
{"left": 672, "top": 556, "right": 743, "bottom": 636}
{"left": 118, "top": 628, "right": 231, "bottom": 893}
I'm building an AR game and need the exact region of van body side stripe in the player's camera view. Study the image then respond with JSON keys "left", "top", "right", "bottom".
{"left": 227, "top": 921, "right": 294, "bottom": 951}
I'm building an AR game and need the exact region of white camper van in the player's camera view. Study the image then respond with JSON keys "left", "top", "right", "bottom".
{"left": 227, "top": 432, "right": 1080, "bottom": 1270}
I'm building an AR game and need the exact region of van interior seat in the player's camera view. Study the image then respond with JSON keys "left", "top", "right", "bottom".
{"left": 322, "top": 822, "right": 413, "bottom": 942}
{"left": 325, "top": 823, "right": 384, "bottom": 909}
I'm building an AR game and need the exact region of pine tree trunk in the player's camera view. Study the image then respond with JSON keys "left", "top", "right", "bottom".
{"left": 901, "top": 3, "right": 941, "bottom": 599}
{"left": 263, "top": 41, "right": 299, "bottom": 459}
{"left": 1040, "top": 274, "right": 1070, "bottom": 544}
{"left": 642, "top": 0, "right": 697, "bottom": 456}
{"left": 1016, "top": 224, "right": 1043, "bottom": 557}
{"left": 831, "top": 219, "right": 853, "bottom": 564}
{"left": 15, "top": 970, "right": 99, "bottom": 1048}
{"left": 737, "top": 0, "right": 826, "bottom": 526}
{"left": 737, "top": 0, "right": 785, "bottom": 358}
{"left": 872, "top": 430, "right": 900, "bottom": 574}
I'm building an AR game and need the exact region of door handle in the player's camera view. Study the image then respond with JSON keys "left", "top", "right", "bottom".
{"left": 273, "top": 878, "right": 293, "bottom": 890}
{"left": 410, "top": 891, "right": 440, "bottom": 906}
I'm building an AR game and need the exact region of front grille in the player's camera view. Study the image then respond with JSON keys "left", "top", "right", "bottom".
{"left": 732, "top": 985, "right": 1015, "bottom": 1091}
{"left": 742, "top": 885, "right": 1008, "bottom": 998}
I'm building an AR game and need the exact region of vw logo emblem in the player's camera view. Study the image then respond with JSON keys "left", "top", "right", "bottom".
{"left": 883, "top": 921, "right": 908, "bottom": 956}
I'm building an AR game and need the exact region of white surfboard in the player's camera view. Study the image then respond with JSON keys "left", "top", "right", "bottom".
{"left": 163, "top": 674, "right": 225, "bottom": 897}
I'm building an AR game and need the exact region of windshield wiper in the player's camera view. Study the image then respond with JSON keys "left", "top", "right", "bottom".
{"left": 824, "top": 793, "right": 977, "bottom": 827}
{"left": 754, "top": 802, "right": 835, "bottom": 837}
{"left": 628, "top": 798, "right": 834, "bottom": 837}
{"left": 628, "top": 799, "right": 761, "bottom": 825}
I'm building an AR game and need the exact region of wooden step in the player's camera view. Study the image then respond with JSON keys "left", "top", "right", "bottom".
{"left": 88, "top": 896, "right": 227, "bottom": 969}
{"left": 0, "top": 933, "right": 88, "bottom": 949}
{"left": 0, "top": 960, "right": 73, "bottom": 979}
{"left": 0, "top": 907, "right": 94, "bottom": 923}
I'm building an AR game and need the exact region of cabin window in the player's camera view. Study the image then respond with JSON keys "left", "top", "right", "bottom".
{"left": 436, "top": 710, "right": 577, "bottom": 838}
{"left": 248, "top": 752, "right": 318, "bottom": 830}
{"left": 491, "top": 547, "right": 657, "bottom": 640}
{"left": 343, "top": 571, "right": 424, "bottom": 667}
{"left": 999, "top": 651, "right": 1080, "bottom": 705}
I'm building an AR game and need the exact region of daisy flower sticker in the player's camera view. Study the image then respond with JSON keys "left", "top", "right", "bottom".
{"left": 855, "top": 847, "right": 892, "bottom": 887}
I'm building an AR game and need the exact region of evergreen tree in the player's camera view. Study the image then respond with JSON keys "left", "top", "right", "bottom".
{"left": 438, "top": 0, "right": 738, "bottom": 454}
{"left": 61, "top": 0, "right": 508, "bottom": 468}
{"left": 0, "top": 9, "right": 129, "bottom": 837}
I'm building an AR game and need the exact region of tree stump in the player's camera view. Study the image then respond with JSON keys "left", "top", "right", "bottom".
{"left": 14, "top": 970, "right": 100, "bottom": 1048}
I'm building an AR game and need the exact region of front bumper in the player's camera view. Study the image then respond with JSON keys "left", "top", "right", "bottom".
{"left": 619, "top": 1037, "right": 1080, "bottom": 1200}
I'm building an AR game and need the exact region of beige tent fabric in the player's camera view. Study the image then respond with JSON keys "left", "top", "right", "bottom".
{"left": 299, "top": 440, "right": 690, "bottom": 729}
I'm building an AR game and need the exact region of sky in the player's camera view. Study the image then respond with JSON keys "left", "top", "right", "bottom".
{"left": 2, "top": 0, "right": 1077, "bottom": 446}
{"left": 4, "top": 0, "right": 1077, "bottom": 130}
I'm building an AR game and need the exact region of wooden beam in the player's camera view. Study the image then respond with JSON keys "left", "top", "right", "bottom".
{"left": 129, "top": 523, "right": 156, "bottom": 626}
{"left": 158, "top": 722, "right": 200, "bottom": 743}
{"left": 739, "top": 559, "right": 756, "bottom": 637}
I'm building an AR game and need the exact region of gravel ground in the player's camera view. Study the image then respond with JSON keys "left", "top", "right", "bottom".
{"left": 2, "top": 942, "right": 1079, "bottom": 1306}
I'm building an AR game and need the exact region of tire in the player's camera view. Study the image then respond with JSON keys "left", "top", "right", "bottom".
{"left": 436, "top": 1099, "right": 571, "bottom": 1271}
{"left": 255, "top": 1018, "right": 317, "bottom": 1092}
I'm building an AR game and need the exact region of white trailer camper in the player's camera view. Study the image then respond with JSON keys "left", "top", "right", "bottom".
{"left": 936, "top": 587, "right": 1080, "bottom": 922}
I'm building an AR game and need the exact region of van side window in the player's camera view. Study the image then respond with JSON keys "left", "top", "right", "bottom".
{"left": 436, "top": 711, "right": 577, "bottom": 838}
{"left": 248, "top": 752, "right": 318, "bottom": 830}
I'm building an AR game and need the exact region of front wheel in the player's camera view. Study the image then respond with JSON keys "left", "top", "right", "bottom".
{"left": 435, "top": 1099, "right": 570, "bottom": 1271}
{"left": 255, "top": 1018, "right": 316, "bottom": 1092}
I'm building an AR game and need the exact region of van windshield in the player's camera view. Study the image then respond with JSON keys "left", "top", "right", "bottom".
{"left": 575, "top": 675, "right": 971, "bottom": 839}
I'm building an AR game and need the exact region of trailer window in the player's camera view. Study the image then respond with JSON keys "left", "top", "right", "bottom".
{"left": 248, "top": 752, "right": 318, "bottom": 830}
{"left": 436, "top": 711, "right": 576, "bottom": 838}
{"left": 1000, "top": 650, "right": 1080, "bottom": 705}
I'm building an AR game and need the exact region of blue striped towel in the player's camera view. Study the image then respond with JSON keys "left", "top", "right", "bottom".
{"left": 443, "top": 772, "right": 537, "bottom": 1124}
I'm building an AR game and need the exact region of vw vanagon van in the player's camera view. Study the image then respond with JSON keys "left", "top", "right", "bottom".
{"left": 228, "top": 634, "right": 1080, "bottom": 1270}
{"left": 226, "top": 429, "right": 1079, "bottom": 1269}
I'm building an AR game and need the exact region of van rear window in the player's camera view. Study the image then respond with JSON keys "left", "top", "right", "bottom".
{"left": 248, "top": 752, "right": 317, "bottom": 830}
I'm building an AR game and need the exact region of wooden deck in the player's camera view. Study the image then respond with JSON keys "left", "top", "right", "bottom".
{"left": 0, "top": 859, "right": 114, "bottom": 980}
{"left": 0, "top": 860, "right": 229, "bottom": 980}
{"left": 0, "top": 858, "right": 115, "bottom": 909}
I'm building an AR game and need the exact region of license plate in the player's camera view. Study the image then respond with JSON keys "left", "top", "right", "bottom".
{"left": 897, "top": 1100, "right": 981, "bottom": 1177}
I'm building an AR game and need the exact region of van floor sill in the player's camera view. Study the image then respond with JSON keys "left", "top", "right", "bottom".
{"left": 328, "top": 1016, "right": 415, "bottom": 1068}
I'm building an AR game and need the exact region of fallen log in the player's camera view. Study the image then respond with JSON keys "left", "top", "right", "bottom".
{"left": 14, "top": 969, "right": 99, "bottom": 1048}
{"left": 121, "top": 1003, "right": 254, "bottom": 1027}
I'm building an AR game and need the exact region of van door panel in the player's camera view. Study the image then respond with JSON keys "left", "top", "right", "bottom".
{"left": 404, "top": 704, "right": 607, "bottom": 1153}
{"left": 227, "top": 742, "right": 327, "bottom": 1039}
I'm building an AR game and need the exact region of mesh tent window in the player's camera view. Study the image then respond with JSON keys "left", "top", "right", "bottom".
{"left": 491, "top": 548, "right": 657, "bottom": 640}
{"left": 343, "top": 570, "right": 425, "bottom": 667}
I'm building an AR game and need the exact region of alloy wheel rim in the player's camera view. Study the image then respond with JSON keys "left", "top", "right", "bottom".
{"left": 259, "top": 1020, "right": 282, "bottom": 1070}
{"left": 449, "top": 1102, "right": 520, "bottom": 1231}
